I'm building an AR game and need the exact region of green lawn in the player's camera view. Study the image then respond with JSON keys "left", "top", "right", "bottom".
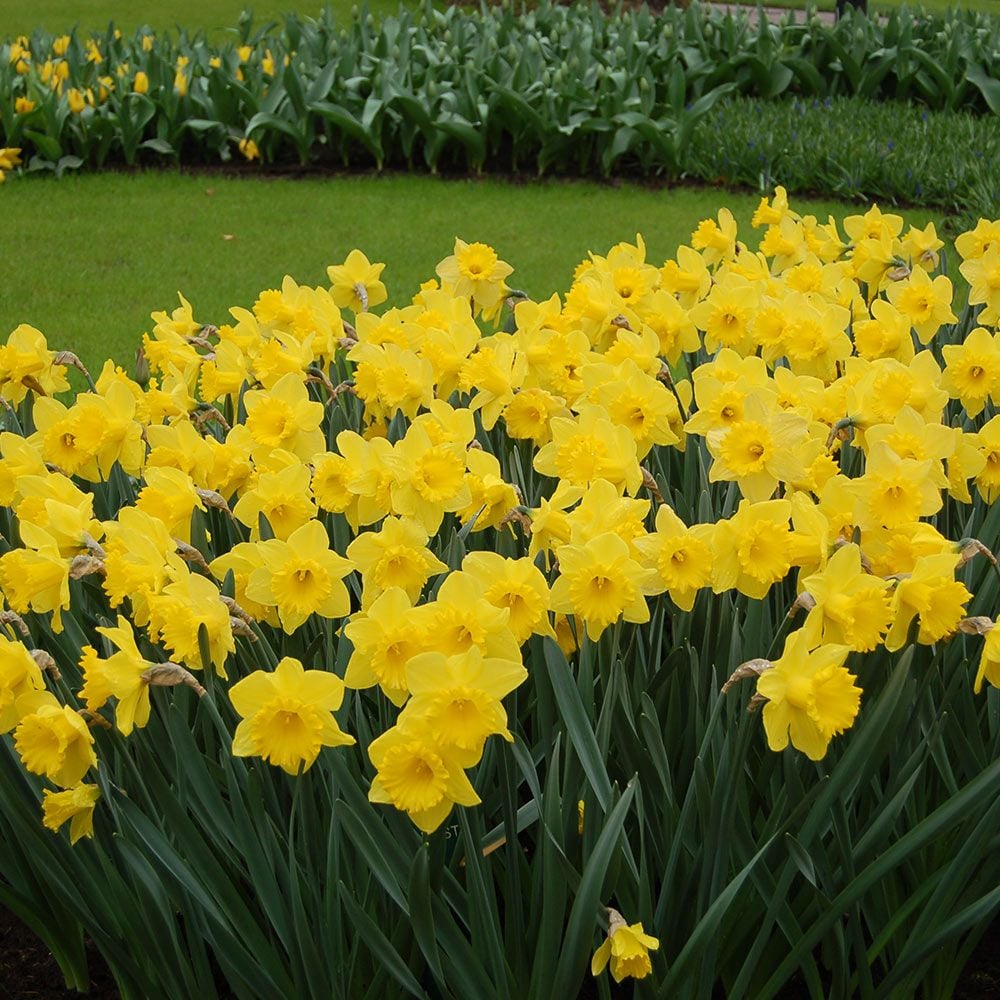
{"left": 0, "top": 171, "right": 934, "bottom": 371}
{"left": 0, "top": 0, "right": 399, "bottom": 38}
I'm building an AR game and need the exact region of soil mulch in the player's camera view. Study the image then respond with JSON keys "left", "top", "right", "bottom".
{"left": 1, "top": 903, "right": 996, "bottom": 998}
{"left": 0, "top": 908, "right": 118, "bottom": 1000}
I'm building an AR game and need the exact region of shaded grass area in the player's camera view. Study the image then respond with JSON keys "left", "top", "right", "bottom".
{"left": 0, "top": 171, "right": 934, "bottom": 370}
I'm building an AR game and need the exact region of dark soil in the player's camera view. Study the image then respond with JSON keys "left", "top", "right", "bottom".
{"left": 1, "top": 903, "right": 997, "bottom": 998}
{"left": 0, "top": 908, "right": 118, "bottom": 1000}
{"left": 954, "top": 925, "right": 1000, "bottom": 1000}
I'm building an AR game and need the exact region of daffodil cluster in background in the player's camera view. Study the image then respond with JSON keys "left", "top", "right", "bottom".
{"left": 0, "top": 145, "right": 21, "bottom": 183}
{"left": 1, "top": 195, "right": 999, "bottom": 992}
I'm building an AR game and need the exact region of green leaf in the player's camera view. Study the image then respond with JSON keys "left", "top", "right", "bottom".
{"left": 183, "top": 118, "right": 229, "bottom": 134}
{"left": 339, "top": 886, "right": 428, "bottom": 998}
{"left": 758, "top": 755, "right": 1000, "bottom": 996}
{"left": 541, "top": 638, "right": 613, "bottom": 810}
{"left": 336, "top": 800, "right": 408, "bottom": 912}
{"left": 139, "top": 138, "right": 174, "bottom": 155}
{"left": 306, "top": 62, "right": 338, "bottom": 104}
{"left": 283, "top": 63, "right": 308, "bottom": 117}
{"left": 965, "top": 64, "right": 1000, "bottom": 115}
{"left": 246, "top": 111, "right": 306, "bottom": 147}
{"left": 657, "top": 833, "right": 777, "bottom": 997}
{"left": 435, "top": 112, "right": 486, "bottom": 168}
{"left": 549, "top": 780, "right": 637, "bottom": 999}
{"left": 407, "top": 842, "right": 444, "bottom": 982}
{"left": 310, "top": 99, "right": 383, "bottom": 164}
{"left": 23, "top": 128, "right": 63, "bottom": 162}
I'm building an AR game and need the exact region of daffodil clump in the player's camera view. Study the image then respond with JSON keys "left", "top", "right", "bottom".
{"left": 0, "top": 200, "right": 998, "bottom": 837}
{"left": 0, "top": 196, "right": 999, "bottom": 991}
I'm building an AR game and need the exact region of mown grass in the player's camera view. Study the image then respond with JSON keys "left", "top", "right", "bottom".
{"left": 0, "top": 171, "right": 934, "bottom": 371}
{"left": 0, "top": 0, "right": 401, "bottom": 38}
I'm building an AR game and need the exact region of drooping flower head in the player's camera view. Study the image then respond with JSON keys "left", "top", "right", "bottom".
{"left": 591, "top": 909, "right": 660, "bottom": 983}
{"left": 14, "top": 692, "right": 98, "bottom": 787}
{"left": 42, "top": 784, "right": 101, "bottom": 845}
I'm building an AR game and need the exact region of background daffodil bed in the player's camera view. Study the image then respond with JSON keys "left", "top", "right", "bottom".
{"left": 0, "top": 192, "right": 999, "bottom": 998}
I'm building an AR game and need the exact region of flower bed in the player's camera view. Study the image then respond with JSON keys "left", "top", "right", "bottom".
{"left": 0, "top": 2, "right": 997, "bottom": 181}
{"left": 0, "top": 194, "right": 998, "bottom": 997}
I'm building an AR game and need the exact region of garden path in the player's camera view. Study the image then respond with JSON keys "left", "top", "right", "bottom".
{"left": 703, "top": 3, "right": 838, "bottom": 24}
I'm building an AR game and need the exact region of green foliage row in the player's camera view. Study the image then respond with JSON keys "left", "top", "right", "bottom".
{"left": 687, "top": 96, "right": 1000, "bottom": 230}
{"left": 1, "top": 1, "right": 998, "bottom": 181}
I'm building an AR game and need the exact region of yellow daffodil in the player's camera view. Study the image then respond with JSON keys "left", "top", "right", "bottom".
{"left": 344, "top": 587, "right": 428, "bottom": 705}
{"left": 689, "top": 273, "right": 759, "bottom": 355}
{"left": 690, "top": 207, "right": 738, "bottom": 266}
{"left": 14, "top": 691, "right": 97, "bottom": 787}
{"left": 854, "top": 442, "right": 942, "bottom": 530}
{"left": 399, "top": 647, "right": 526, "bottom": 763}
{"left": 146, "top": 571, "right": 235, "bottom": 674}
{"left": 0, "top": 324, "right": 70, "bottom": 404}
{"left": 388, "top": 422, "right": 469, "bottom": 534}
{"left": 972, "top": 416, "right": 1000, "bottom": 504}
{"left": 0, "top": 533, "right": 71, "bottom": 633}
{"left": 959, "top": 243, "right": 1000, "bottom": 327}
{"left": 102, "top": 506, "right": 188, "bottom": 626}
{"left": 711, "top": 499, "right": 794, "bottom": 600}
{"left": 327, "top": 249, "right": 388, "bottom": 313}
{"left": 0, "top": 637, "right": 46, "bottom": 734}
{"left": 346, "top": 515, "right": 447, "bottom": 607}
{"left": 461, "top": 552, "right": 555, "bottom": 644}
{"left": 973, "top": 625, "right": 1000, "bottom": 694}
{"left": 534, "top": 404, "right": 642, "bottom": 495}
{"left": 436, "top": 239, "right": 513, "bottom": 312}
{"left": 660, "top": 244, "right": 711, "bottom": 308}
{"left": 800, "top": 544, "right": 893, "bottom": 652}
{"left": 634, "top": 504, "right": 714, "bottom": 612}
{"left": 885, "top": 553, "right": 970, "bottom": 651}
{"left": 941, "top": 327, "right": 1000, "bottom": 417}
{"left": 245, "top": 520, "right": 354, "bottom": 633}
{"left": 414, "top": 572, "right": 521, "bottom": 661}
{"left": 756, "top": 629, "right": 861, "bottom": 761}
{"left": 0, "top": 147, "right": 23, "bottom": 170}
{"left": 706, "top": 392, "right": 808, "bottom": 502}
{"left": 42, "top": 784, "right": 101, "bottom": 844}
{"left": 77, "top": 617, "right": 157, "bottom": 736}
{"left": 549, "top": 531, "right": 660, "bottom": 641}
{"left": 885, "top": 268, "right": 957, "bottom": 344}
{"left": 233, "top": 461, "right": 317, "bottom": 540}
{"left": 136, "top": 466, "right": 205, "bottom": 543}
{"left": 592, "top": 910, "right": 660, "bottom": 983}
{"left": 457, "top": 449, "right": 518, "bottom": 532}
{"left": 367, "top": 717, "right": 480, "bottom": 833}
{"left": 230, "top": 656, "right": 354, "bottom": 775}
